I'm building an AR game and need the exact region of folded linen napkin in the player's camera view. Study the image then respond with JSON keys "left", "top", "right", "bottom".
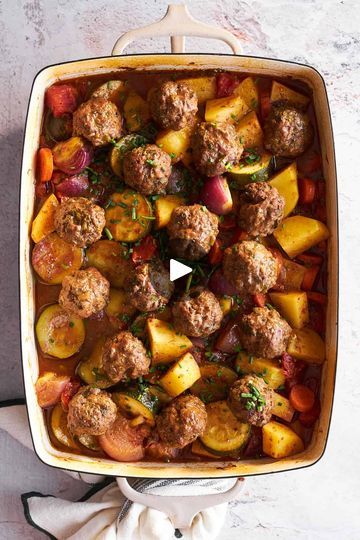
{"left": 0, "top": 400, "right": 243, "bottom": 540}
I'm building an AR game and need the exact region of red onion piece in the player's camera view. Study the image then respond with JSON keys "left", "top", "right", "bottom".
{"left": 208, "top": 269, "right": 238, "bottom": 296}
{"left": 53, "top": 136, "right": 93, "bottom": 175}
{"left": 200, "top": 176, "right": 233, "bottom": 215}
{"left": 56, "top": 173, "right": 89, "bottom": 198}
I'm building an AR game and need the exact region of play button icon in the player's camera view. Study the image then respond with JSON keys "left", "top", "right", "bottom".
{"left": 170, "top": 259, "right": 192, "bottom": 282}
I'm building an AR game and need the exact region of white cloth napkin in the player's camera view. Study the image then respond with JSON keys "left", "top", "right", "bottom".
{"left": 0, "top": 401, "right": 239, "bottom": 540}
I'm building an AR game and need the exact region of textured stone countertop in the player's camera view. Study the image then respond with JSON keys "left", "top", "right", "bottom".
{"left": 0, "top": 0, "right": 359, "bottom": 538}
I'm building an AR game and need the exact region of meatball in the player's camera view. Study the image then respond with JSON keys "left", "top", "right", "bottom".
{"left": 67, "top": 386, "right": 117, "bottom": 437}
{"left": 122, "top": 144, "right": 171, "bottom": 195}
{"left": 148, "top": 80, "right": 198, "bottom": 131}
{"left": 228, "top": 375, "right": 274, "bottom": 427}
{"left": 264, "top": 103, "right": 314, "bottom": 157}
{"left": 59, "top": 267, "right": 110, "bottom": 318}
{"left": 239, "top": 306, "right": 293, "bottom": 358}
{"left": 222, "top": 241, "right": 278, "bottom": 295}
{"left": 172, "top": 288, "right": 223, "bottom": 337}
{"left": 167, "top": 204, "right": 219, "bottom": 260}
{"left": 192, "top": 122, "right": 243, "bottom": 177}
{"left": 127, "top": 260, "right": 174, "bottom": 312}
{"left": 238, "top": 182, "right": 285, "bottom": 237}
{"left": 156, "top": 395, "right": 207, "bottom": 448}
{"left": 54, "top": 197, "right": 105, "bottom": 248}
{"left": 73, "top": 97, "right": 122, "bottom": 146}
{"left": 102, "top": 331, "right": 149, "bottom": 383}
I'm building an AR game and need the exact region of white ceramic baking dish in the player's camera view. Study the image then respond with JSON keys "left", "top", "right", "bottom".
{"left": 20, "top": 4, "right": 338, "bottom": 479}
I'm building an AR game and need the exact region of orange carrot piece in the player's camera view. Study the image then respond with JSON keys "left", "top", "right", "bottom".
{"left": 301, "top": 265, "right": 320, "bottom": 291}
{"left": 252, "top": 293, "right": 266, "bottom": 308}
{"left": 37, "top": 147, "right": 54, "bottom": 183}
{"left": 298, "top": 177, "right": 316, "bottom": 204}
{"left": 289, "top": 384, "right": 315, "bottom": 413}
{"left": 307, "top": 291, "right": 327, "bottom": 305}
{"left": 208, "top": 239, "right": 223, "bottom": 265}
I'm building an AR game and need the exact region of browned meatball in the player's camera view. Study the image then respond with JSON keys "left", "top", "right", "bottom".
{"left": 167, "top": 204, "right": 219, "bottom": 260}
{"left": 59, "top": 267, "right": 110, "bottom": 318}
{"left": 172, "top": 288, "right": 223, "bottom": 337}
{"left": 148, "top": 80, "right": 198, "bottom": 131}
{"left": 73, "top": 97, "right": 123, "bottom": 146}
{"left": 102, "top": 331, "right": 150, "bottom": 383}
{"left": 54, "top": 197, "right": 105, "bottom": 248}
{"left": 264, "top": 104, "right": 314, "bottom": 157}
{"left": 127, "top": 260, "right": 174, "bottom": 312}
{"left": 222, "top": 241, "right": 278, "bottom": 295}
{"left": 228, "top": 375, "right": 274, "bottom": 427}
{"left": 122, "top": 144, "right": 171, "bottom": 195}
{"left": 156, "top": 395, "right": 207, "bottom": 448}
{"left": 239, "top": 307, "right": 293, "bottom": 358}
{"left": 238, "top": 182, "right": 285, "bottom": 237}
{"left": 67, "top": 386, "right": 117, "bottom": 437}
{"left": 192, "top": 122, "right": 243, "bottom": 177}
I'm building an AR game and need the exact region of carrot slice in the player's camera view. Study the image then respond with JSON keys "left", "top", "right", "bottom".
{"left": 252, "top": 293, "right": 266, "bottom": 308}
{"left": 289, "top": 384, "right": 315, "bottom": 413}
{"left": 307, "top": 291, "right": 327, "bottom": 305}
{"left": 301, "top": 265, "right": 320, "bottom": 291}
{"left": 298, "top": 178, "right": 316, "bottom": 204}
{"left": 37, "top": 148, "right": 54, "bottom": 183}
{"left": 208, "top": 239, "right": 223, "bottom": 265}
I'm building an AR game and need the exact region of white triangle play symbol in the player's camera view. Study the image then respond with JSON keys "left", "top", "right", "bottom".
{"left": 170, "top": 259, "right": 192, "bottom": 282}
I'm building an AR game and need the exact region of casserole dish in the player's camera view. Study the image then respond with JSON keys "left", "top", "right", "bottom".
{"left": 20, "top": 4, "right": 338, "bottom": 478}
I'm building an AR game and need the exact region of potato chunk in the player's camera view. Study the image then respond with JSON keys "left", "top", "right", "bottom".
{"left": 269, "top": 291, "right": 309, "bottom": 329}
{"left": 287, "top": 327, "right": 325, "bottom": 364}
{"left": 156, "top": 124, "right": 195, "bottom": 165}
{"left": 270, "top": 81, "right": 310, "bottom": 109}
{"left": 124, "top": 91, "right": 150, "bottom": 132}
{"left": 146, "top": 318, "right": 192, "bottom": 364}
{"left": 31, "top": 194, "right": 59, "bottom": 243}
{"left": 36, "top": 304, "right": 85, "bottom": 359}
{"left": 263, "top": 420, "right": 304, "bottom": 459}
{"left": 205, "top": 95, "right": 249, "bottom": 124}
{"left": 282, "top": 259, "right": 306, "bottom": 290}
{"left": 236, "top": 111, "right": 263, "bottom": 148}
{"left": 271, "top": 393, "right": 295, "bottom": 422}
{"left": 154, "top": 195, "right": 185, "bottom": 229}
{"left": 233, "top": 77, "right": 259, "bottom": 110}
{"left": 177, "top": 76, "right": 216, "bottom": 103}
{"left": 159, "top": 352, "right": 201, "bottom": 397}
{"left": 268, "top": 162, "right": 298, "bottom": 217}
{"left": 273, "top": 216, "right": 329, "bottom": 258}
{"left": 235, "top": 352, "right": 285, "bottom": 389}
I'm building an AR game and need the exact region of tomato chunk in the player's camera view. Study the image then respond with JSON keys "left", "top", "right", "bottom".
{"left": 281, "top": 353, "right": 306, "bottom": 390}
{"left": 60, "top": 378, "right": 81, "bottom": 411}
{"left": 208, "top": 239, "right": 223, "bottom": 265}
{"left": 299, "top": 399, "right": 321, "bottom": 427}
{"left": 252, "top": 293, "right": 266, "bottom": 308}
{"left": 259, "top": 88, "right": 271, "bottom": 120}
{"left": 45, "top": 84, "right": 79, "bottom": 118}
{"left": 131, "top": 235, "right": 157, "bottom": 263}
{"left": 298, "top": 178, "right": 317, "bottom": 205}
{"left": 216, "top": 73, "right": 239, "bottom": 98}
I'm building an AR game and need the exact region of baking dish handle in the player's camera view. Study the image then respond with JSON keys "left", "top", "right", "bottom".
{"left": 112, "top": 4, "right": 242, "bottom": 55}
{"left": 117, "top": 477, "right": 244, "bottom": 529}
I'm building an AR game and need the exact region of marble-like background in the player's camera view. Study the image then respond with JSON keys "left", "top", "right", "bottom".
{"left": 0, "top": 0, "right": 359, "bottom": 538}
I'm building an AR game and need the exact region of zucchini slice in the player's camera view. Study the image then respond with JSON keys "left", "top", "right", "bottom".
{"left": 200, "top": 400, "right": 251, "bottom": 454}
{"left": 76, "top": 337, "right": 113, "bottom": 389}
{"left": 190, "top": 363, "right": 237, "bottom": 402}
{"left": 112, "top": 387, "right": 159, "bottom": 426}
{"left": 51, "top": 403, "right": 79, "bottom": 450}
{"left": 105, "top": 189, "right": 153, "bottom": 242}
{"left": 91, "top": 80, "right": 127, "bottom": 108}
{"left": 229, "top": 153, "right": 273, "bottom": 187}
{"left": 77, "top": 433, "right": 101, "bottom": 452}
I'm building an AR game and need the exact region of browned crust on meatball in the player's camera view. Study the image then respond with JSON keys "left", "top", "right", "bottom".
{"left": 127, "top": 260, "right": 174, "bottom": 312}
{"left": 238, "top": 182, "right": 285, "bottom": 237}
{"left": 148, "top": 80, "right": 198, "bottom": 131}
{"left": 191, "top": 122, "right": 243, "bottom": 177}
{"left": 59, "top": 267, "right": 110, "bottom": 318}
{"left": 228, "top": 375, "right": 274, "bottom": 427}
{"left": 67, "top": 386, "right": 117, "bottom": 436}
{"left": 167, "top": 204, "right": 219, "bottom": 261}
{"left": 222, "top": 241, "right": 278, "bottom": 295}
{"left": 73, "top": 97, "right": 123, "bottom": 147}
{"left": 122, "top": 144, "right": 171, "bottom": 195}
{"left": 264, "top": 103, "right": 314, "bottom": 158}
{"left": 239, "top": 307, "right": 293, "bottom": 358}
{"left": 54, "top": 197, "right": 105, "bottom": 248}
{"left": 172, "top": 288, "right": 223, "bottom": 337}
{"left": 156, "top": 395, "right": 207, "bottom": 448}
{"left": 102, "top": 330, "right": 150, "bottom": 383}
